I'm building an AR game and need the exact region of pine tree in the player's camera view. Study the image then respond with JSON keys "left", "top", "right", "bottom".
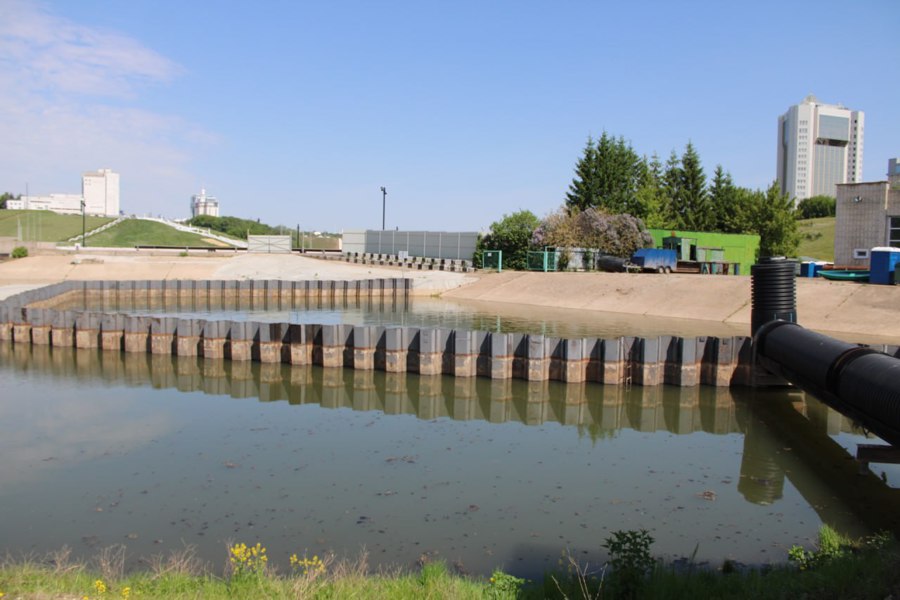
{"left": 661, "top": 150, "right": 682, "bottom": 227}
{"left": 676, "top": 142, "right": 711, "bottom": 231}
{"left": 565, "top": 137, "right": 599, "bottom": 212}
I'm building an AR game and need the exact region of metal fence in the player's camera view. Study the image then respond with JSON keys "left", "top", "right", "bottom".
{"left": 342, "top": 230, "right": 478, "bottom": 260}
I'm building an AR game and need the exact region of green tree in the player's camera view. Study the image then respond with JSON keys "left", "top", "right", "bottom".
{"left": 754, "top": 182, "right": 800, "bottom": 257}
{"left": 672, "top": 142, "right": 711, "bottom": 231}
{"left": 565, "top": 137, "right": 600, "bottom": 212}
{"left": 565, "top": 133, "right": 643, "bottom": 215}
{"left": 660, "top": 150, "right": 682, "bottom": 226}
{"left": 633, "top": 153, "right": 669, "bottom": 228}
{"left": 478, "top": 210, "right": 540, "bottom": 271}
{"left": 708, "top": 165, "right": 758, "bottom": 233}
{"left": 796, "top": 195, "right": 836, "bottom": 219}
{"left": 595, "top": 133, "right": 643, "bottom": 215}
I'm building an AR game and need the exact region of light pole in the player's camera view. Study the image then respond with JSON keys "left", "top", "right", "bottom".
{"left": 380, "top": 186, "right": 386, "bottom": 230}
{"left": 81, "top": 199, "right": 86, "bottom": 248}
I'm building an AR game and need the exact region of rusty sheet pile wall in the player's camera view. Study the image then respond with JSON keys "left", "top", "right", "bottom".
{"left": 3, "top": 280, "right": 893, "bottom": 388}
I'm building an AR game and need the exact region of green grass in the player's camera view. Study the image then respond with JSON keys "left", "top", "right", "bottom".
{"left": 796, "top": 216, "right": 835, "bottom": 261}
{"left": 86, "top": 219, "right": 222, "bottom": 248}
{"left": 0, "top": 209, "right": 114, "bottom": 242}
{"left": 1, "top": 529, "right": 897, "bottom": 600}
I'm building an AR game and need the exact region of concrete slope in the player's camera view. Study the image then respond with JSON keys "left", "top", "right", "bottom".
{"left": 442, "top": 271, "right": 900, "bottom": 342}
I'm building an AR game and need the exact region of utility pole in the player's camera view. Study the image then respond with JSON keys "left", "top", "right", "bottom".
{"left": 81, "top": 199, "right": 86, "bottom": 248}
{"left": 380, "top": 186, "right": 387, "bottom": 230}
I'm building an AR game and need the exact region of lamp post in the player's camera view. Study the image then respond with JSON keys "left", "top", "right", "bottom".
{"left": 81, "top": 199, "right": 86, "bottom": 248}
{"left": 380, "top": 186, "right": 386, "bottom": 230}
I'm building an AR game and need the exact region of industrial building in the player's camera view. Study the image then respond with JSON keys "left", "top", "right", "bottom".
{"left": 6, "top": 169, "right": 120, "bottom": 217}
{"left": 834, "top": 159, "right": 900, "bottom": 267}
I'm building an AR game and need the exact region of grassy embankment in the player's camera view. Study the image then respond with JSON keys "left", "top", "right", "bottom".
{"left": 0, "top": 527, "right": 897, "bottom": 599}
{"left": 85, "top": 218, "right": 222, "bottom": 248}
{"left": 0, "top": 209, "right": 113, "bottom": 242}
{"left": 796, "top": 217, "right": 836, "bottom": 262}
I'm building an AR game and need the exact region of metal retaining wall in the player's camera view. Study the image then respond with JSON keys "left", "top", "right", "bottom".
{"left": 3, "top": 280, "right": 897, "bottom": 388}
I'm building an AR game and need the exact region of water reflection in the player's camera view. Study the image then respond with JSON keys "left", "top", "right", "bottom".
{"left": 45, "top": 289, "right": 750, "bottom": 339}
{"left": 0, "top": 341, "right": 897, "bottom": 576}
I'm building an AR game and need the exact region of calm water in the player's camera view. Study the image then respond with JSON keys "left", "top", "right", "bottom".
{"left": 48, "top": 292, "right": 752, "bottom": 339}
{"left": 1, "top": 342, "right": 897, "bottom": 577}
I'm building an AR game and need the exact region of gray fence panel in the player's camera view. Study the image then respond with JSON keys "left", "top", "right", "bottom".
{"left": 248, "top": 235, "right": 292, "bottom": 254}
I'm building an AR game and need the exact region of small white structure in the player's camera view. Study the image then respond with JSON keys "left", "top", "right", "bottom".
{"left": 191, "top": 188, "right": 219, "bottom": 218}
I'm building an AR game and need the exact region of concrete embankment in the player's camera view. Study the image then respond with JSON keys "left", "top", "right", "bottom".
{"left": 442, "top": 271, "right": 900, "bottom": 344}
{"left": 1, "top": 252, "right": 898, "bottom": 343}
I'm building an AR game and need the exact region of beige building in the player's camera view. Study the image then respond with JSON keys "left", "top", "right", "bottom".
{"left": 834, "top": 159, "right": 900, "bottom": 266}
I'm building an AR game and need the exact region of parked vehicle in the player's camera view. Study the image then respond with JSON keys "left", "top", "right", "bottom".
{"left": 629, "top": 248, "right": 676, "bottom": 273}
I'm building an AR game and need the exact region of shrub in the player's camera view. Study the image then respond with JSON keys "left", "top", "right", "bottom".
{"left": 604, "top": 529, "right": 655, "bottom": 598}
{"left": 11, "top": 246, "right": 28, "bottom": 259}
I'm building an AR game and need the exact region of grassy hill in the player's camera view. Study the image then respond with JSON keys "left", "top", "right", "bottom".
{"left": 86, "top": 219, "right": 221, "bottom": 248}
{"left": 0, "top": 210, "right": 114, "bottom": 242}
{"left": 796, "top": 217, "right": 835, "bottom": 261}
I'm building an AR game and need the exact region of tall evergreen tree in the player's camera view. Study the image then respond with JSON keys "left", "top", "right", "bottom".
{"left": 661, "top": 150, "right": 682, "bottom": 226}
{"left": 594, "top": 133, "right": 643, "bottom": 215}
{"left": 674, "top": 142, "right": 711, "bottom": 231}
{"left": 709, "top": 165, "right": 738, "bottom": 232}
{"left": 565, "top": 137, "right": 599, "bottom": 212}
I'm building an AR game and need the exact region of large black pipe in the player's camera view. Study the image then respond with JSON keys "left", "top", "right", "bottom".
{"left": 755, "top": 320, "right": 900, "bottom": 447}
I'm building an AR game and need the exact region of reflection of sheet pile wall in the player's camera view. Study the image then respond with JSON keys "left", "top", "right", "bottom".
{"left": 2, "top": 280, "right": 899, "bottom": 389}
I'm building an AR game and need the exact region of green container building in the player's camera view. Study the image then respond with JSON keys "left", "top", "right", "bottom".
{"left": 648, "top": 229, "right": 760, "bottom": 275}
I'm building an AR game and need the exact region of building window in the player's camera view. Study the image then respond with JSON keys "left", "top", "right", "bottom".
{"left": 853, "top": 249, "right": 870, "bottom": 260}
{"left": 889, "top": 217, "right": 900, "bottom": 248}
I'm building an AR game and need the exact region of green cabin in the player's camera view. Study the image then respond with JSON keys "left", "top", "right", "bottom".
{"left": 647, "top": 229, "right": 760, "bottom": 275}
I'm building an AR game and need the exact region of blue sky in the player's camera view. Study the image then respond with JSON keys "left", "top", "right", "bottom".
{"left": 1, "top": 0, "right": 898, "bottom": 232}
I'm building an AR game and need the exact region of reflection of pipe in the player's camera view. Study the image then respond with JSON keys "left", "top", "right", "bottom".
{"left": 736, "top": 410, "right": 785, "bottom": 505}
{"left": 755, "top": 321, "right": 900, "bottom": 447}
{"left": 733, "top": 388, "right": 900, "bottom": 540}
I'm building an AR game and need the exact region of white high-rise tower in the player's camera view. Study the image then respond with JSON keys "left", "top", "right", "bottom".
{"left": 777, "top": 95, "right": 864, "bottom": 202}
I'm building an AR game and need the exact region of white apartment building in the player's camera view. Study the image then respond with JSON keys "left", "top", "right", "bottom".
{"left": 82, "top": 169, "right": 120, "bottom": 216}
{"left": 191, "top": 188, "right": 219, "bottom": 218}
{"left": 8, "top": 169, "right": 120, "bottom": 216}
{"left": 777, "top": 95, "right": 864, "bottom": 202}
